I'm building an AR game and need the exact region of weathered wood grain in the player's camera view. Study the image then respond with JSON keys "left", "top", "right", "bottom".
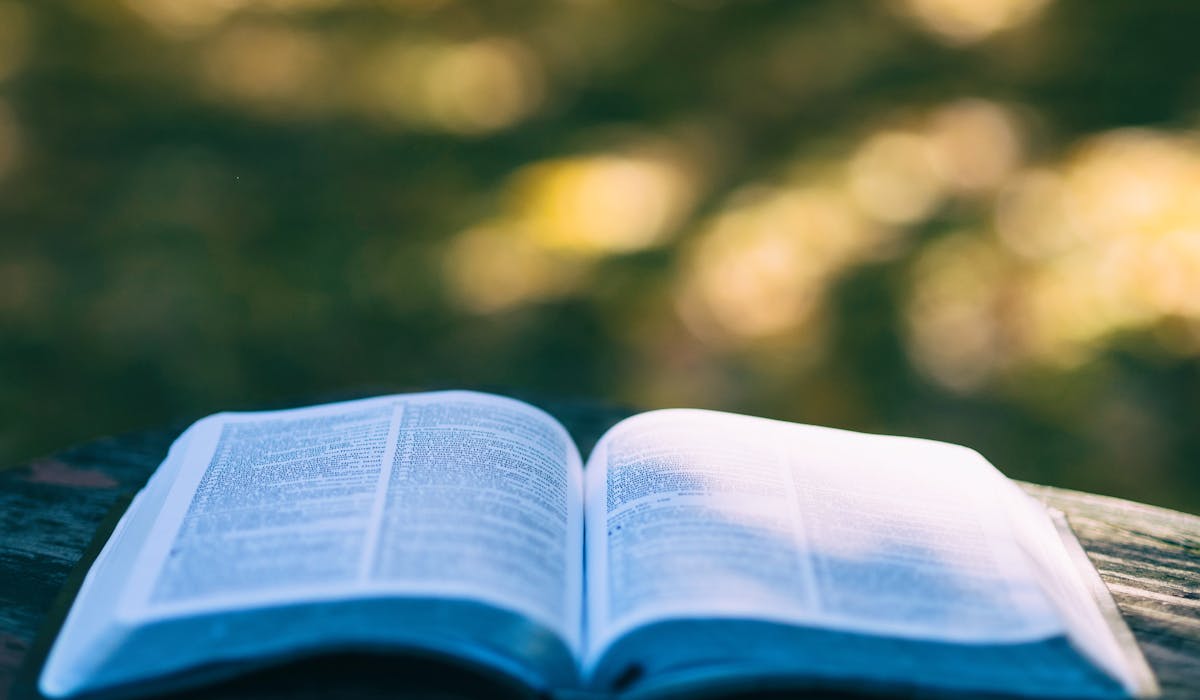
{"left": 1, "top": 402, "right": 1197, "bottom": 699}
{"left": 1023, "top": 484, "right": 1200, "bottom": 700}
{"left": 1, "top": 426, "right": 185, "bottom": 700}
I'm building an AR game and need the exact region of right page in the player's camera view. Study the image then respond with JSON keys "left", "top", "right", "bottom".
{"left": 584, "top": 409, "right": 1145, "bottom": 698}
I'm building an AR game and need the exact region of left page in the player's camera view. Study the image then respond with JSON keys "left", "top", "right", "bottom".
{"left": 39, "top": 390, "right": 584, "bottom": 698}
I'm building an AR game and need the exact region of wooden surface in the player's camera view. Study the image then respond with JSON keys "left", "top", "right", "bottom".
{"left": 1, "top": 400, "right": 1198, "bottom": 699}
{"left": 1022, "top": 484, "right": 1200, "bottom": 698}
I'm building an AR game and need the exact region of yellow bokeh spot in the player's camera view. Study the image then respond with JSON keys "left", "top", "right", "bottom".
{"left": 1141, "top": 229, "right": 1200, "bottom": 317}
{"left": 359, "top": 37, "right": 545, "bottom": 134}
{"left": 1062, "top": 130, "right": 1200, "bottom": 245}
{"left": 896, "top": 0, "right": 1051, "bottom": 45}
{"left": 510, "top": 152, "right": 695, "bottom": 255}
{"left": 123, "top": 0, "right": 338, "bottom": 37}
{"left": 442, "top": 223, "right": 585, "bottom": 313}
{"left": 424, "top": 38, "right": 545, "bottom": 134}
{"left": 1016, "top": 251, "right": 1141, "bottom": 365}
{"left": 201, "top": 25, "right": 330, "bottom": 111}
{"left": 995, "top": 169, "right": 1079, "bottom": 259}
{"left": 677, "top": 185, "right": 878, "bottom": 345}
{"left": 906, "top": 127, "right": 1200, "bottom": 390}
{"left": 0, "top": 1, "right": 32, "bottom": 83}
{"left": 848, "top": 130, "right": 945, "bottom": 225}
{"left": 442, "top": 138, "right": 703, "bottom": 313}
{"left": 122, "top": 0, "right": 249, "bottom": 37}
{"left": 925, "top": 99, "right": 1022, "bottom": 193}
{"left": 905, "top": 233, "right": 1010, "bottom": 391}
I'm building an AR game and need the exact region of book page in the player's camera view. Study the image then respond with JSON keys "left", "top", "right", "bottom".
{"left": 367, "top": 394, "right": 583, "bottom": 648}
{"left": 584, "top": 409, "right": 1066, "bottom": 670}
{"left": 118, "top": 391, "right": 583, "bottom": 649}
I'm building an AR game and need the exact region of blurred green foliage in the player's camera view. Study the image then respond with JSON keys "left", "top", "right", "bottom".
{"left": 1, "top": 0, "right": 1198, "bottom": 512}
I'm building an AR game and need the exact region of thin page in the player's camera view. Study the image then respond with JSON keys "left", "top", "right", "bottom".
{"left": 1001, "top": 489, "right": 1156, "bottom": 696}
{"left": 585, "top": 409, "right": 1066, "bottom": 669}
{"left": 116, "top": 391, "right": 583, "bottom": 648}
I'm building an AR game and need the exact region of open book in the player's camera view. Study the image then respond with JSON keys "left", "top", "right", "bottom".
{"left": 39, "top": 391, "right": 1157, "bottom": 699}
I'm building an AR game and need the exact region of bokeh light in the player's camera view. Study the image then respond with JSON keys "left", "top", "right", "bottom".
{"left": 906, "top": 128, "right": 1200, "bottom": 390}
{"left": 895, "top": 0, "right": 1052, "bottom": 45}
{"left": 906, "top": 233, "right": 1014, "bottom": 391}
{"left": 122, "top": 0, "right": 249, "bottom": 37}
{"left": 443, "top": 140, "right": 700, "bottom": 313}
{"left": 848, "top": 130, "right": 946, "bottom": 225}
{"left": 443, "top": 223, "right": 584, "bottom": 314}
{"left": 0, "top": 1, "right": 31, "bottom": 83}
{"left": 677, "top": 184, "right": 880, "bottom": 346}
{"left": 201, "top": 24, "right": 331, "bottom": 114}
{"left": 925, "top": 99, "right": 1023, "bottom": 194}
{"left": 509, "top": 150, "right": 697, "bottom": 255}
{"left": 358, "top": 37, "right": 546, "bottom": 134}
{"left": 121, "top": 0, "right": 339, "bottom": 37}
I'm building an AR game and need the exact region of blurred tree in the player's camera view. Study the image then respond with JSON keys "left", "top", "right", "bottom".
{"left": 1, "top": 0, "right": 1198, "bottom": 512}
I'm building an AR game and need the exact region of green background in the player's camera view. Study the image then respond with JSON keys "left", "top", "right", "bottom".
{"left": 1, "top": 0, "right": 1198, "bottom": 512}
